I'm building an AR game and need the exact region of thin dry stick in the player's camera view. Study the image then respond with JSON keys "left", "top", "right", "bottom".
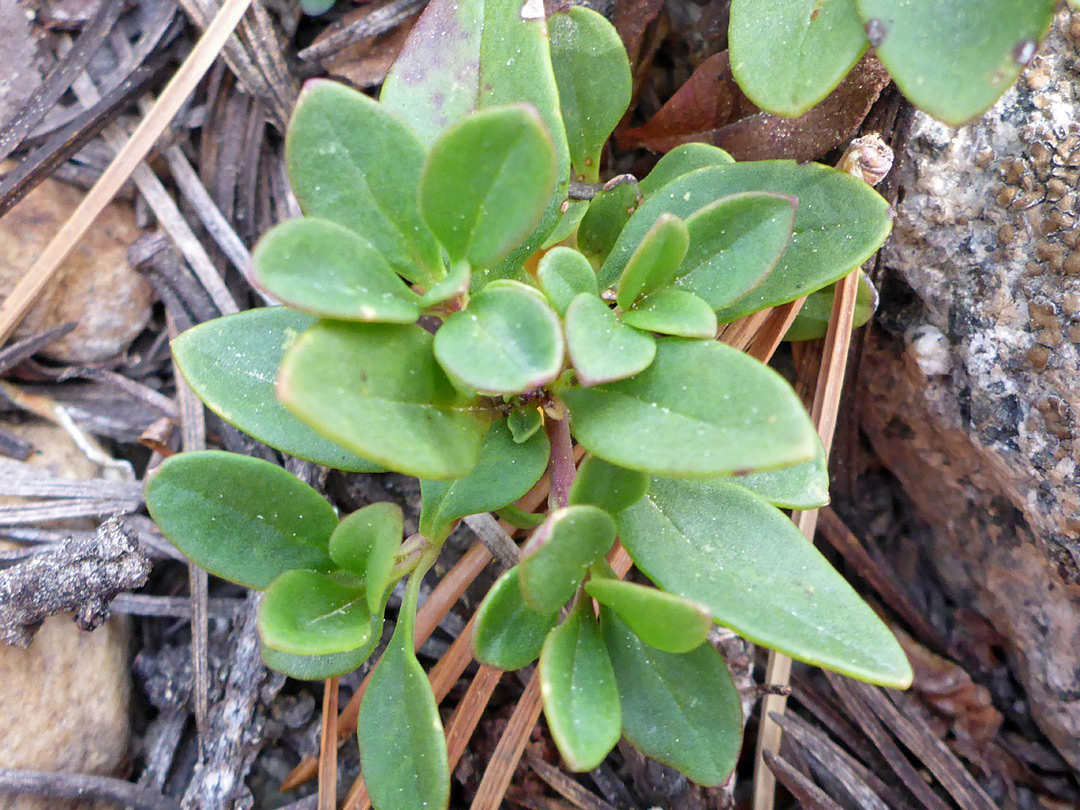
{"left": 0, "top": 0, "right": 255, "bottom": 346}
{"left": 746, "top": 298, "right": 807, "bottom": 362}
{"left": 471, "top": 674, "right": 544, "bottom": 810}
{"left": 720, "top": 308, "right": 773, "bottom": 352}
{"left": 751, "top": 266, "right": 861, "bottom": 810}
{"left": 318, "top": 678, "right": 339, "bottom": 810}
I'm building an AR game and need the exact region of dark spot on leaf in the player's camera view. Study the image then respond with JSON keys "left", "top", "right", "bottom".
{"left": 864, "top": 18, "right": 887, "bottom": 48}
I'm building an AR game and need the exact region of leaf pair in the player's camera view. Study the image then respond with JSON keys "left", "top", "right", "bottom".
{"left": 729, "top": 0, "right": 1055, "bottom": 125}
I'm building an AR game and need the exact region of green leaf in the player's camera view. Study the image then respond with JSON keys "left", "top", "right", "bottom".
{"left": 329, "top": 502, "right": 404, "bottom": 611}
{"left": 518, "top": 505, "right": 617, "bottom": 613}
{"left": 587, "top": 579, "right": 710, "bottom": 654}
{"left": 496, "top": 504, "right": 546, "bottom": 529}
{"left": 854, "top": 0, "right": 1055, "bottom": 125}
{"left": 286, "top": 80, "right": 443, "bottom": 286}
{"left": 171, "top": 308, "right": 382, "bottom": 473}
{"left": 507, "top": 408, "right": 543, "bottom": 444}
{"left": 599, "top": 162, "right": 892, "bottom": 321}
{"left": 419, "top": 417, "right": 550, "bottom": 537}
{"left": 727, "top": 439, "right": 830, "bottom": 510}
{"left": 784, "top": 270, "right": 878, "bottom": 342}
{"left": 145, "top": 450, "right": 337, "bottom": 589}
{"left": 549, "top": 7, "right": 632, "bottom": 180}
{"left": 474, "top": 567, "right": 559, "bottom": 670}
{"left": 563, "top": 338, "right": 818, "bottom": 477}
{"left": 260, "top": 639, "right": 377, "bottom": 680}
{"left": 434, "top": 280, "right": 564, "bottom": 395}
{"left": 729, "top": 0, "right": 868, "bottom": 117}
{"left": 537, "top": 247, "right": 598, "bottom": 316}
{"left": 279, "top": 321, "right": 491, "bottom": 480}
{"left": 618, "top": 477, "right": 913, "bottom": 687}
{"left": 252, "top": 218, "right": 421, "bottom": 323}
{"left": 419, "top": 105, "right": 557, "bottom": 269}
{"left": 568, "top": 455, "right": 649, "bottom": 515}
{"left": 420, "top": 260, "right": 471, "bottom": 310}
{"left": 357, "top": 622, "right": 449, "bottom": 810}
{"left": 639, "top": 143, "right": 734, "bottom": 197}
{"left": 621, "top": 289, "right": 717, "bottom": 339}
{"left": 542, "top": 200, "right": 589, "bottom": 249}
{"left": 615, "top": 214, "right": 689, "bottom": 309}
{"left": 565, "top": 294, "right": 656, "bottom": 386}
{"left": 258, "top": 570, "right": 372, "bottom": 656}
{"left": 540, "top": 603, "right": 621, "bottom": 771}
{"left": 601, "top": 609, "right": 742, "bottom": 785}
{"left": 577, "top": 182, "right": 639, "bottom": 266}
{"left": 675, "top": 191, "right": 796, "bottom": 310}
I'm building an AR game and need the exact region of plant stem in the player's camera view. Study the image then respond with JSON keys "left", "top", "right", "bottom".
{"left": 546, "top": 410, "right": 575, "bottom": 510}
{"left": 399, "top": 543, "right": 441, "bottom": 650}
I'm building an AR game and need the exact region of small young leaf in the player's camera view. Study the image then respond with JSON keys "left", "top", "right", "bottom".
{"left": 728, "top": 440, "right": 830, "bottom": 510}
{"left": 586, "top": 579, "right": 710, "bottom": 654}
{"left": 329, "top": 502, "right": 404, "bottom": 611}
{"left": 279, "top": 321, "right": 491, "bottom": 480}
{"left": 145, "top": 451, "right": 337, "bottom": 589}
{"left": 419, "top": 417, "right": 550, "bottom": 537}
{"left": 419, "top": 105, "right": 557, "bottom": 269}
{"left": 252, "top": 218, "right": 422, "bottom": 323}
{"left": 171, "top": 308, "right": 382, "bottom": 473}
{"left": 542, "top": 200, "right": 589, "bottom": 249}
{"left": 565, "top": 294, "right": 656, "bottom": 386}
{"left": 854, "top": 0, "right": 1054, "bottom": 125}
{"left": 258, "top": 570, "right": 372, "bottom": 656}
{"left": 639, "top": 143, "right": 734, "bottom": 196}
{"left": 433, "top": 280, "right": 564, "bottom": 395}
{"left": 496, "top": 504, "right": 546, "bottom": 529}
{"left": 599, "top": 162, "right": 891, "bottom": 321}
{"left": 577, "top": 182, "right": 639, "bottom": 266}
{"left": 729, "top": 0, "right": 868, "bottom": 117}
{"left": 260, "top": 638, "right": 377, "bottom": 680}
{"left": 357, "top": 623, "right": 449, "bottom": 810}
{"left": 549, "top": 7, "right": 632, "bottom": 179}
{"left": 540, "top": 603, "right": 621, "bottom": 771}
{"left": 537, "top": 247, "right": 598, "bottom": 316}
{"left": 507, "top": 408, "right": 543, "bottom": 444}
{"left": 420, "top": 260, "right": 471, "bottom": 310}
{"left": 621, "top": 289, "right": 717, "bottom": 339}
{"left": 618, "top": 477, "right": 913, "bottom": 687}
{"left": 675, "top": 191, "right": 796, "bottom": 310}
{"left": 601, "top": 609, "right": 742, "bottom": 785}
{"left": 784, "top": 270, "right": 878, "bottom": 342}
{"left": 474, "top": 567, "right": 558, "bottom": 670}
{"left": 568, "top": 455, "right": 649, "bottom": 515}
{"left": 286, "top": 80, "right": 443, "bottom": 286}
{"left": 518, "top": 505, "right": 616, "bottom": 613}
{"left": 563, "top": 338, "right": 818, "bottom": 477}
{"left": 615, "top": 214, "right": 690, "bottom": 309}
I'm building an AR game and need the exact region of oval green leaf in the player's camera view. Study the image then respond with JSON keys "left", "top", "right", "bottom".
{"left": 598, "top": 162, "right": 892, "bottom": 322}
{"left": 419, "top": 105, "right": 557, "bottom": 269}
{"left": 586, "top": 579, "right": 710, "bottom": 654}
{"left": 621, "top": 289, "right": 717, "bottom": 339}
{"left": 253, "top": 218, "right": 421, "bottom": 323}
{"left": 565, "top": 294, "right": 656, "bottom": 387}
{"left": 518, "top": 505, "right": 617, "bottom": 613}
{"left": 568, "top": 455, "right": 649, "bottom": 515}
{"left": 639, "top": 143, "right": 734, "bottom": 197}
{"left": 260, "top": 638, "right": 378, "bottom": 680}
{"left": 727, "top": 439, "right": 830, "bottom": 510}
{"left": 507, "top": 407, "right": 543, "bottom": 444}
{"left": 279, "top": 321, "right": 491, "bottom": 480}
{"left": 258, "top": 570, "right": 371, "bottom": 656}
{"left": 419, "top": 417, "right": 550, "bottom": 537}
{"left": 474, "top": 567, "right": 559, "bottom": 670}
{"left": 615, "top": 214, "right": 690, "bottom": 310}
{"left": 329, "top": 502, "right": 404, "bottom": 611}
{"left": 729, "top": 0, "right": 868, "bottom": 117}
{"left": 434, "top": 280, "right": 564, "bottom": 395}
{"left": 286, "top": 80, "right": 443, "bottom": 286}
{"left": 601, "top": 609, "right": 742, "bottom": 786}
{"left": 540, "top": 603, "right": 621, "bottom": 771}
{"left": 145, "top": 450, "right": 337, "bottom": 589}
{"left": 784, "top": 270, "right": 879, "bottom": 342}
{"left": 577, "top": 182, "right": 639, "bottom": 266}
{"left": 537, "top": 246, "right": 598, "bottom": 316}
{"left": 171, "top": 308, "right": 382, "bottom": 473}
{"left": 618, "top": 477, "right": 913, "bottom": 687}
{"left": 855, "top": 0, "right": 1055, "bottom": 125}
{"left": 549, "top": 7, "right": 632, "bottom": 180}
{"left": 563, "top": 338, "right": 819, "bottom": 477}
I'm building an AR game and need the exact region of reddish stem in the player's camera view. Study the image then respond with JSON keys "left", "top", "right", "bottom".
{"left": 546, "top": 411, "right": 575, "bottom": 510}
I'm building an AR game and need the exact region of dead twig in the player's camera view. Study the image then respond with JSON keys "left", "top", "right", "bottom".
{"left": 0, "top": 768, "right": 179, "bottom": 810}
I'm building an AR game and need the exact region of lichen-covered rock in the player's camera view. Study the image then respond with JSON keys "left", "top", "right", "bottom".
{"left": 860, "top": 9, "right": 1080, "bottom": 768}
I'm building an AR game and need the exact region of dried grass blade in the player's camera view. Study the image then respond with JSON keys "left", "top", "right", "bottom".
{"left": 318, "top": 678, "right": 339, "bottom": 810}
{"left": 761, "top": 751, "right": 846, "bottom": 810}
{"left": 526, "top": 753, "right": 619, "bottom": 810}
{"left": 471, "top": 673, "right": 544, "bottom": 810}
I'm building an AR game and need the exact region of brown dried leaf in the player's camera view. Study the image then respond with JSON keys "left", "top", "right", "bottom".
{"left": 321, "top": 6, "right": 420, "bottom": 89}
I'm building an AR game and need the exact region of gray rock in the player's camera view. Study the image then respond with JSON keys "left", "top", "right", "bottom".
{"left": 859, "top": 9, "right": 1080, "bottom": 769}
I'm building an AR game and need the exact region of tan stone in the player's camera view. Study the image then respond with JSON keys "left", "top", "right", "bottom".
{"left": 0, "top": 174, "right": 153, "bottom": 363}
